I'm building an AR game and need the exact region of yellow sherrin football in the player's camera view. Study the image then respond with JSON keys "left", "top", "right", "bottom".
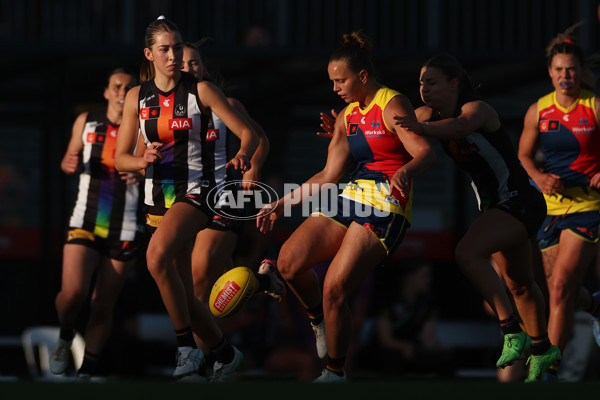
{"left": 209, "top": 266, "right": 257, "bottom": 318}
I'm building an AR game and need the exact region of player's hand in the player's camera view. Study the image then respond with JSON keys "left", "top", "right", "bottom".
{"left": 61, "top": 151, "right": 80, "bottom": 174}
{"left": 390, "top": 168, "right": 410, "bottom": 199}
{"left": 537, "top": 173, "right": 563, "bottom": 195}
{"left": 256, "top": 201, "right": 282, "bottom": 234}
{"left": 144, "top": 142, "right": 163, "bottom": 167}
{"left": 226, "top": 153, "right": 251, "bottom": 173}
{"left": 317, "top": 109, "right": 338, "bottom": 139}
{"left": 241, "top": 167, "right": 260, "bottom": 190}
{"left": 590, "top": 172, "right": 600, "bottom": 190}
{"left": 119, "top": 171, "right": 143, "bottom": 185}
{"left": 394, "top": 115, "right": 428, "bottom": 135}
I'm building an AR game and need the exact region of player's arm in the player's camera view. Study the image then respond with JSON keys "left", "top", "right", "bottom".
{"left": 385, "top": 96, "right": 437, "bottom": 197}
{"left": 590, "top": 97, "right": 600, "bottom": 189}
{"left": 256, "top": 108, "right": 353, "bottom": 233}
{"left": 197, "top": 81, "right": 259, "bottom": 173}
{"left": 115, "top": 86, "right": 162, "bottom": 172}
{"left": 118, "top": 129, "right": 146, "bottom": 184}
{"left": 394, "top": 100, "right": 497, "bottom": 141}
{"left": 60, "top": 112, "right": 87, "bottom": 175}
{"left": 518, "top": 102, "right": 562, "bottom": 195}
{"left": 229, "top": 97, "right": 269, "bottom": 188}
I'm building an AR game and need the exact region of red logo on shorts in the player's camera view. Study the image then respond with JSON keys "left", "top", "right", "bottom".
{"left": 363, "top": 223, "right": 382, "bottom": 236}
{"left": 576, "top": 227, "right": 595, "bottom": 238}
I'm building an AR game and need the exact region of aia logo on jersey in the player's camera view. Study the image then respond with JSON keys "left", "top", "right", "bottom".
{"left": 206, "top": 129, "right": 220, "bottom": 141}
{"left": 86, "top": 132, "right": 105, "bottom": 143}
{"left": 169, "top": 118, "right": 193, "bottom": 130}
{"left": 539, "top": 120, "right": 559, "bottom": 132}
{"left": 141, "top": 106, "right": 161, "bottom": 120}
{"left": 347, "top": 123, "right": 359, "bottom": 136}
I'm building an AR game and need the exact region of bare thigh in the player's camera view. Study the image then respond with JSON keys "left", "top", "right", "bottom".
{"left": 324, "top": 221, "right": 387, "bottom": 303}
{"left": 278, "top": 215, "right": 347, "bottom": 276}
{"left": 91, "top": 256, "right": 137, "bottom": 305}
{"left": 147, "top": 202, "right": 210, "bottom": 267}
{"left": 61, "top": 243, "right": 102, "bottom": 297}
{"left": 192, "top": 228, "right": 238, "bottom": 302}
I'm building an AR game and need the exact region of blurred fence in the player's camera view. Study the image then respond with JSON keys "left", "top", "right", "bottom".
{"left": 2, "top": 0, "right": 598, "bottom": 57}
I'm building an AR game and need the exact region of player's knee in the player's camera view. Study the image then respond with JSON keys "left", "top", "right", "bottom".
{"left": 145, "top": 245, "right": 169, "bottom": 278}
{"left": 276, "top": 246, "right": 297, "bottom": 280}
{"left": 59, "top": 288, "right": 87, "bottom": 306}
{"left": 547, "top": 275, "right": 572, "bottom": 300}
{"left": 322, "top": 281, "right": 347, "bottom": 310}
{"left": 507, "top": 282, "right": 529, "bottom": 298}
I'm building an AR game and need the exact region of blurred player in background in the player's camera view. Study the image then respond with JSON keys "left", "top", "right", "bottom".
{"left": 50, "top": 68, "right": 145, "bottom": 381}
{"left": 180, "top": 40, "right": 283, "bottom": 374}
{"left": 518, "top": 23, "right": 600, "bottom": 381}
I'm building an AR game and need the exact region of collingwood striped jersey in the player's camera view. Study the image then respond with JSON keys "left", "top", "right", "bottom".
{"left": 69, "top": 109, "right": 144, "bottom": 240}
{"left": 435, "top": 118, "right": 538, "bottom": 213}
{"left": 138, "top": 72, "right": 216, "bottom": 208}
{"left": 209, "top": 111, "right": 229, "bottom": 192}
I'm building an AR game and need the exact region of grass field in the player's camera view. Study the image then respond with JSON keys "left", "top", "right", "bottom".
{"left": 2, "top": 379, "right": 600, "bottom": 400}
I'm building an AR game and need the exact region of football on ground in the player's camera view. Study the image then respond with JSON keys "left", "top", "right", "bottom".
{"left": 209, "top": 266, "right": 257, "bottom": 318}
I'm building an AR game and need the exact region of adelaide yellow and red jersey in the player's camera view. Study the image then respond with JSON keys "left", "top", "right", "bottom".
{"left": 342, "top": 87, "right": 413, "bottom": 218}
{"left": 537, "top": 89, "right": 600, "bottom": 214}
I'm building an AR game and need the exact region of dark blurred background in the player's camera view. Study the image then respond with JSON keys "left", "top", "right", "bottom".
{"left": 1, "top": 0, "right": 600, "bottom": 380}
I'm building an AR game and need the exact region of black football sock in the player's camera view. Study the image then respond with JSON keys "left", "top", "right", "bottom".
{"left": 530, "top": 335, "right": 551, "bottom": 356}
{"left": 326, "top": 356, "right": 346, "bottom": 376}
{"left": 211, "top": 336, "right": 234, "bottom": 364}
{"left": 77, "top": 350, "right": 100, "bottom": 376}
{"left": 59, "top": 327, "right": 75, "bottom": 342}
{"left": 175, "top": 326, "right": 197, "bottom": 348}
{"left": 306, "top": 302, "right": 324, "bottom": 326}
{"left": 499, "top": 314, "right": 522, "bottom": 335}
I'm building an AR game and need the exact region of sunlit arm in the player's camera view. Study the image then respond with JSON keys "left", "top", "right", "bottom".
{"left": 256, "top": 110, "right": 353, "bottom": 233}
{"left": 115, "top": 87, "right": 150, "bottom": 172}
{"left": 197, "top": 81, "right": 259, "bottom": 172}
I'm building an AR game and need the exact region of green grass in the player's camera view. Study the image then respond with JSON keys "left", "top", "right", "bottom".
{"left": 2, "top": 379, "right": 600, "bottom": 400}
